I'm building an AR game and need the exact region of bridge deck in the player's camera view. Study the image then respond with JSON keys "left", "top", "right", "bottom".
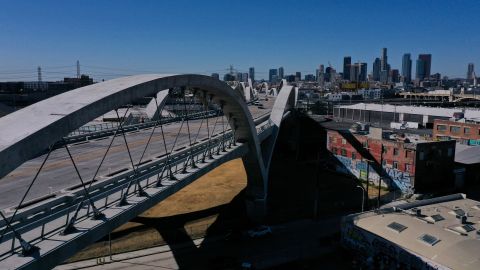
{"left": 0, "top": 98, "right": 275, "bottom": 211}
{"left": 0, "top": 98, "right": 277, "bottom": 269}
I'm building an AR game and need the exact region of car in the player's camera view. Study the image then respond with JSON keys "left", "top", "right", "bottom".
{"left": 224, "top": 229, "right": 242, "bottom": 242}
{"left": 246, "top": 225, "right": 272, "bottom": 238}
{"left": 241, "top": 261, "right": 253, "bottom": 269}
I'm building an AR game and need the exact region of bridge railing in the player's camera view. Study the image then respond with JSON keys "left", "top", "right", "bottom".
{"left": 0, "top": 130, "right": 235, "bottom": 258}
{"left": 66, "top": 110, "right": 220, "bottom": 141}
{"left": 0, "top": 121, "right": 274, "bottom": 260}
{"left": 256, "top": 119, "right": 272, "bottom": 134}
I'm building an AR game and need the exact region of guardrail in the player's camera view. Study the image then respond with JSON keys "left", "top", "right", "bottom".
{"left": 64, "top": 110, "right": 220, "bottom": 144}
{"left": 67, "top": 97, "right": 262, "bottom": 139}
{"left": 0, "top": 123, "right": 273, "bottom": 260}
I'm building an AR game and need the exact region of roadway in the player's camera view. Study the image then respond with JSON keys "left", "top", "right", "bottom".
{"left": 0, "top": 97, "right": 275, "bottom": 210}
{"left": 56, "top": 218, "right": 342, "bottom": 270}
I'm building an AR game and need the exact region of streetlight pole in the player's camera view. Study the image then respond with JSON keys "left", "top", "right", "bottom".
{"left": 377, "top": 144, "right": 384, "bottom": 209}
{"left": 356, "top": 185, "right": 365, "bottom": 212}
{"left": 363, "top": 158, "right": 370, "bottom": 209}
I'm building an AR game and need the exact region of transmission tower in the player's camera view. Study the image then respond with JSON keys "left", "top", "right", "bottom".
{"left": 37, "top": 66, "right": 42, "bottom": 82}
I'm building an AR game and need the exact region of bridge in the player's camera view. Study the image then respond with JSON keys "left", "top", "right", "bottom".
{"left": 399, "top": 91, "right": 480, "bottom": 103}
{"left": 0, "top": 74, "right": 297, "bottom": 270}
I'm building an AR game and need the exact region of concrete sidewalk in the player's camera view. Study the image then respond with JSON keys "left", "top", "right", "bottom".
{"left": 56, "top": 238, "right": 208, "bottom": 270}
{"left": 56, "top": 218, "right": 343, "bottom": 270}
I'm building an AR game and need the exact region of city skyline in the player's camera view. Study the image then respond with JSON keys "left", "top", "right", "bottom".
{"left": 1, "top": 0, "right": 479, "bottom": 81}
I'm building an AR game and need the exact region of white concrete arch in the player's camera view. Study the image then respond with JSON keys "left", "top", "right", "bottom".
{"left": 0, "top": 75, "right": 268, "bottom": 197}
{"left": 262, "top": 84, "right": 297, "bottom": 171}
{"left": 239, "top": 82, "right": 251, "bottom": 102}
{"left": 144, "top": 89, "right": 170, "bottom": 120}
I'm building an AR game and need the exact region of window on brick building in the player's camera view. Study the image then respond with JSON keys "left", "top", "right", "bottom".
{"left": 352, "top": 152, "right": 356, "bottom": 159}
{"left": 341, "top": 138, "right": 346, "bottom": 145}
{"left": 393, "top": 161, "right": 398, "bottom": 169}
{"left": 363, "top": 140, "right": 368, "bottom": 148}
{"left": 341, "top": 149, "right": 347, "bottom": 156}
{"left": 332, "top": 147, "right": 337, "bottom": 155}
{"left": 382, "top": 160, "right": 387, "bottom": 166}
{"left": 393, "top": 148, "right": 399, "bottom": 156}
{"left": 464, "top": 127, "right": 471, "bottom": 134}
{"left": 405, "top": 163, "right": 411, "bottom": 172}
{"left": 382, "top": 146, "right": 388, "bottom": 154}
{"left": 436, "top": 125, "right": 446, "bottom": 131}
{"left": 450, "top": 126, "right": 460, "bottom": 133}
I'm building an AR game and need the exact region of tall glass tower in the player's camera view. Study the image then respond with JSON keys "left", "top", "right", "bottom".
{"left": 343, "top": 56, "right": 351, "bottom": 80}
{"left": 402, "top": 53, "right": 412, "bottom": 83}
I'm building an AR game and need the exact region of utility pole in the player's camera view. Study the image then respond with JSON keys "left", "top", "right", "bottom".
{"left": 76, "top": 60, "right": 80, "bottom": 79}
{"left": 356, "top": 185, "right": 365, "bottom": 212}
{"left": 377, "top": 144, "right": 384, "bottom": 208}
{"left": 365, "top": 158, "right": 370, "bottom": 209}
{"left": 37, "top": 66, "right": 42, "bottom": 82}
{"left": 380, "top": 91, "right": 384, "bottom": 127}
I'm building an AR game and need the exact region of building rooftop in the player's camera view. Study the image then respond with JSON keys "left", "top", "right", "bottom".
{"left": 314, "top": 117, "right": 432, "bottom": 143}
{"left": 346, "top": 194, "right": 480, "bottom": 270}
{"left": 336, "top": 103, "right": 480, "bottom": 119}
{"left": 455, "top": 144, "right": 480, "bottom": 165}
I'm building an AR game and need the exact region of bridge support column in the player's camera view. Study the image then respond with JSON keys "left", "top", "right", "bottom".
{"left": 245, "top": 196, "right": 267, "bottom": 224}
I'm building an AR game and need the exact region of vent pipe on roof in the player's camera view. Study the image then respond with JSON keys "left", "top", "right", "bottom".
{"left": 413, "top": 208, "right": 422, "bottom": 216}
{"left": 461, "top": 215, "right": 467, "bottom": 224}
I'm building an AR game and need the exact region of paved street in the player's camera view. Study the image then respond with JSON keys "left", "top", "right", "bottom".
{"left": 0, "top": 98, "right": 274, "bottom": 210}
{"left": 56, "top": 218, "right": 342, "bottom": 270}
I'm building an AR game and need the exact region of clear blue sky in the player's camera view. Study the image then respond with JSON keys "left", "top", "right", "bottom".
{"left": 1, "top": 0, "right": 479, "bottom": 81}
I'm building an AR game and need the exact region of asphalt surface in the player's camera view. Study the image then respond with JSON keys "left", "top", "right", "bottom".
{"left": 56, "top": 218, "right": 342, "bottom": 270}
{"left": 0, "top": 98, "right": 275, "bottom": 210}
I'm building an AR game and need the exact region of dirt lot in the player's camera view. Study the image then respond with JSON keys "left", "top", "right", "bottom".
{"left": 69, "top": 158, "right": 247, "bottom": 262}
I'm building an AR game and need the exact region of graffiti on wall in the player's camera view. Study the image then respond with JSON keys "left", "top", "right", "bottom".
{"left": 342, "top": 221, "right": 451, "bottom": 270}
{"left": 333, "top": 155, "right": 413, "bottom": 193}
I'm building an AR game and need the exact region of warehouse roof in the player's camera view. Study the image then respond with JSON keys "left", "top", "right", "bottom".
{"left": 346, "top": 194, "right": 480, "bottom": 270}
{"left": 336, "top": 103, "right": 480, "bottom": 119}
{"left": 455, "top": 144, "right": 480, "bottom": 165}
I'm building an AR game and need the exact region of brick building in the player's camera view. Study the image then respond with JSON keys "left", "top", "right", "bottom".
{"left": 433, "top": 118, "right": 480, "bottom": 145}
{"left": 342, "top": 194, "right": 480, "bottom": 270}
{"left": 326, "top": 125, "right": 456, "bottom": 194}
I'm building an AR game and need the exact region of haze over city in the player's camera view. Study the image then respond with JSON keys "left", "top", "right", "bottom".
{"left": 3, "top": 1, "right": 480, "bottom": 269}
{"left": 1, "top": 0, "right": 480, "bottom": 81}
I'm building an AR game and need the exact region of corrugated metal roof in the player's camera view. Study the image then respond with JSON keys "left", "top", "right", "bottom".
{"left": 455, "top": 145, "right": 480, "bottom": 165}
{"left": 351, "top": 197, "right": 480, "bottom": 270}
{"left": 336, "top": 103, "right": 480, "bottom": 119}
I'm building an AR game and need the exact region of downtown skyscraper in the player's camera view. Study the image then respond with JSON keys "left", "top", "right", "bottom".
{"left": 380, "top": 48, "right": 390, "bottom": 83}
{"left": 416, "top": 54, "right": 432, "bottom": 80}
{"left": 269, "top": 69, "right": 278, "bottom": 82}
{"left": 467, "top": 63, "right": 475, "bottom": 80}
{"left": 343, "top": 56, "right": 351, "bottom": 80}
{"left": 249, "top": 67, "right": 255, "bottom": 82}
{"left": 372, "top": 58, "right": 381, "bottom": 81}
{"left": 402, "top": 53, "right": 412, "bottom": 83}
{"left": 278, "top": 67, "right": 284, "bottom": 80}
{"left": 317, "top": 64, "right": 325, "bottom": 85}
{"left": 349, "top": 62, "right": 367, "bottom": 82}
